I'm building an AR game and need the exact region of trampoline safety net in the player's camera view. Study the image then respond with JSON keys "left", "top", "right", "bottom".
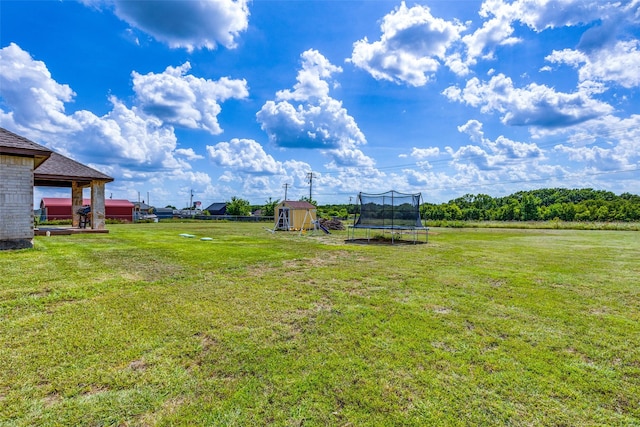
{"left": 354, "top": 190, "right": 423, "bottom": 228}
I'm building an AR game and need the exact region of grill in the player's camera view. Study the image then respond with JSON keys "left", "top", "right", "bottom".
{"left": 77, "top": 206, "right": 91, "bottom": 228}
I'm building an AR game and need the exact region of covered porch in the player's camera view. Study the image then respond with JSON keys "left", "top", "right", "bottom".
{"left": 35, "top": 152, "right": 114, "bottom": 231}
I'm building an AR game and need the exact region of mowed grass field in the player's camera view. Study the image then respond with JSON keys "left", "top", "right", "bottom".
{"left": 1, "top": 223, "right": 638, "bottom": 426}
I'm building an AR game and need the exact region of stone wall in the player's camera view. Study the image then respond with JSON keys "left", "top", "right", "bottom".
{"left": 0, "top": 154, "right": 34, "bottom": 250}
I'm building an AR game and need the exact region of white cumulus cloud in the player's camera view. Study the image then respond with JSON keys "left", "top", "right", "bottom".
{"left": 443, "top": 73, "right": 613, "bottom": 127}
{"left": 0, "top": 43, "right": 227, "bottom": 193}
{"left": 460, "top": 0, "right": 627, "bottom": 72}
{"left": 410, "top": 147, "right": 441, "bottom": 159}
{"left": 546, "top": 114, "right": 640, "bottom": 175}
{"left": 175, "top": 148, "right": 204, "bottom": 160}
{"left": 132, "top": 62, "right": 248, "bottom": 134}
{"left": 207, "top": 138, "right": 283, "bottom": 174}
{"left": 276, "top": 49, "right": 342, "bottom": 101}
{"left": 81, "top": 0, "right": 250, "bottom": 51}
{"left": 0, "top": 43, "right": 79, "bottom": 133}
{"left": 546, "top": 40, "right": 640, "bottom": 89}
{"left": 349, "top": 1, "right": 465, "bottom": 86}
{"left": 257, "top": 49, "right": 372, "bottom": 167}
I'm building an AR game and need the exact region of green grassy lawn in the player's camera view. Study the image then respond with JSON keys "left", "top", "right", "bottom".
{"left": 1, "top": 223, "right": 638, "bottom": 426}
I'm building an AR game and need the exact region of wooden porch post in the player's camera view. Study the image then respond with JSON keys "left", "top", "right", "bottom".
{"left": 90, "top": 180, "right": 106, "bottom": 230}
{"left": 71, "top": 181, "right": 83, "bottom": 228}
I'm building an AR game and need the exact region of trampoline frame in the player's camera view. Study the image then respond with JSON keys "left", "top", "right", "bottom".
{"left": 347, "top": 190, "right": 428, "bottom": 244}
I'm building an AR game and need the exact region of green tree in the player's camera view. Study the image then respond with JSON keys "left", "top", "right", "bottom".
{"left": 444, "top": 203, "right": 463, "bottom": 220}
{"left": 226, "top": 196, "right": 251, "bottom": 216}
{"left": 263, "top": 197, "right": 280, "bottom": 217}
{"left": 402, "top": 188, "right": 639, "bottom": 223}
{"left": 521, "top": 194, "right": 540, "bottom": 220}
{"left": 595, "top": 205, "right": 610, "bottom": 221}
{"left": 495, "top": 198, "right": 520, "bottom": 220}
{"left": 299, "top": 196, "right": 317, "bottom": 206}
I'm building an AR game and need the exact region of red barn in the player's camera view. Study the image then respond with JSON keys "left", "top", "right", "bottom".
{"left": 40, "top": 198, "right": 134, "bottom": 222}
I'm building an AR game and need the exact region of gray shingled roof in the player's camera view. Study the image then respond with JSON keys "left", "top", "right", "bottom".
{"left": 1, "top": 126, "right": 113, "bottom": 186}
{"left": 35, "top": 152, "right": 113, "bottom": 187}
{"left": 205, "top": 202, "right": 227, "bottom": 214}
{"left": 0, "top": 127, "right": 51, "bottom": 167}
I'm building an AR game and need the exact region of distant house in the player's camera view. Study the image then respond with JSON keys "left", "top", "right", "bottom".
{"left": 1, "top": 127, "right": 113, "bottom": 250}
{"left": 132, "top": 201, "right": 155, "bottom": 221}
{"left": 133, "top": 201, "right": 153, "bottom": 212}
{"left": 154, "top": 208, "right": 176, "bottom": 219}
{"left": 204, "top": 202, "right": 227, "bottom": 216}
{"left": 274, "top": 200, "right": 317, "bottom": 231}
{"left": 40, "top": 198, "right": 134, "bottom": 222}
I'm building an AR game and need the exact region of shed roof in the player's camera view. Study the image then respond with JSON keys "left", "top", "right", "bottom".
{"left": 0, "top": 127, "right": 51, "bottom": 168}
{"left": 280, "top": 201, "right": 317, "bottom": 209}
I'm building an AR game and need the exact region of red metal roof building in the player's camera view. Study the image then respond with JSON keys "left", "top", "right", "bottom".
{"left": 41, "top": 198, "right": 134, "bottom": 222}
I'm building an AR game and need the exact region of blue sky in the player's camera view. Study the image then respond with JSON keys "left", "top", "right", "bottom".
{"left": 1, "top": 0, "right": 639, "bottom": 207}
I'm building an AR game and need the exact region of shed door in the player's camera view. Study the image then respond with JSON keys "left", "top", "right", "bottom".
{"left": 278, "top": 208, "right": 290, "bottom": 230}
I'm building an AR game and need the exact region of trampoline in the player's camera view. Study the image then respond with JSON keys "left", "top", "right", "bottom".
{"left": 347, "top": 190, "right": 428, "bottom": 244}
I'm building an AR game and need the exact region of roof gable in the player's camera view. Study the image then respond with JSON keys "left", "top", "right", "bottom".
{"left": 1, "top": 127, "right": 113, "bottom": 186}
{"left": 0, "top": 127, "right": 51, "bottom": 167}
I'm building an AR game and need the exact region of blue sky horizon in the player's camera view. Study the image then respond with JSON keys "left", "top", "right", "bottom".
{"left": 1, "top": 0, "right": 639, "bottom": 208}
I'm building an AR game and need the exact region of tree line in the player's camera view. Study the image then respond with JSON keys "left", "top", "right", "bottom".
{"left": 420, "top": 188, "right": 640, "bottom": 222}
{"left": 198, "top": 188, "right": 640, "bottom": 223}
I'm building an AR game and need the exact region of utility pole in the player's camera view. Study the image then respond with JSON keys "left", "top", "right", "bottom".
{"left": 306, "top": 172, "right": 313, "bottom": 202}
{"left": 283, "top": 183, "right": 290, "bottom": 201}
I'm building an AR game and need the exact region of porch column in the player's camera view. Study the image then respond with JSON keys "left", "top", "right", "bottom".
{"left": 71, "top": 181, "right": 83, "bottom": 228}
{"left": 90, "top": 180, "right": 106, "bottom": 230}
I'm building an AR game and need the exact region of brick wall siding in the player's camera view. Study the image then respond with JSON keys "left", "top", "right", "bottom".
{"left": 0, "top": 154, "right": 34, "bottom": 249}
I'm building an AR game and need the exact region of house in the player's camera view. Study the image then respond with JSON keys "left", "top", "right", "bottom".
{"left": 1, "top": 127, "right": 114, "bottom": 249}
{"left": 274, "top": 200, "right": 317, "bottom": 231}
{"left": 40, "top": 198, "right": 134, "bottom": 222}
{"left": 133, "top": 201, "right": 153, "bottom": 212}
{"left": 204, "top": 202, "right": 227, "bottom": 216}
{"left": 154, "top": 207, "right": 176, "bottom": 219}
{"left": 132, "top": 201, "right": 155, "bottom": 221}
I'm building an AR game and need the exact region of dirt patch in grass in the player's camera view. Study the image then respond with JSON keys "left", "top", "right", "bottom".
{"left": 245, "top": 250, "right": 353, "bottom": 278}
{"left": 138, "top": 397, "right": 186, "bottom": 425}
{"left": 128, "top": 359, "right": 148, "bottom": 372}
{"left": 43, "top": 392, "right": 62, "bottom": 408}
